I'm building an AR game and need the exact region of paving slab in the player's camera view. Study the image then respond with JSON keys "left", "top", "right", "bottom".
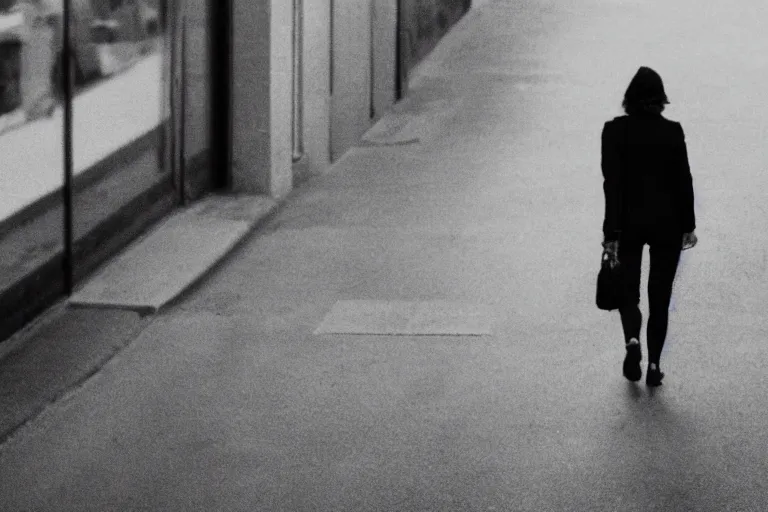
{"left": 69, "top": 194, "right": 277, "bottom": 313}
{"left": 0, "top": 307, "right": 151, "bottom": 444}
{"left": 314, "top": 300, "right": 494, "bottom": 336}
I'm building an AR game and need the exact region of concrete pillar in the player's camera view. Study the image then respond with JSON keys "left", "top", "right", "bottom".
{"left": 302, "top": 0, "right": 331, "bottom": 175}
{"left": 169, "top": 0, "right": 213, "bottom": 200}
{"left": 231, "top": 0, "right": 293, "bottom": 199}
{"left": 371, "top": 0, "right": 397, "bottom": 122}
{"left": 330, "top": 0, "right": 373, "bottom": 161}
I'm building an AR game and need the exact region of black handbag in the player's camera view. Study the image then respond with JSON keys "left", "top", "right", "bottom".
{"left": 596, "top": 250, "right": 624, "bottom": 311}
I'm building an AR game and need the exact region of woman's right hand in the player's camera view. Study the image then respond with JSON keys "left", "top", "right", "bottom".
{"left": 682, "top": 231, "right": 698, "bottom": 250}
{"left": 602, "top": 240, "right": 620, "bottom": 267}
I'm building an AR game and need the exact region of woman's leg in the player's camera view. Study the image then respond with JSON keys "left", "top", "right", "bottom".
{"left": 617, "top": 234, "right": 645, "bottom": 381}
{"left": 647, "top": 241, "right": 682, "bottom": 366}
{"left": 618, "top": 235, "right": 644, "bottom": 343}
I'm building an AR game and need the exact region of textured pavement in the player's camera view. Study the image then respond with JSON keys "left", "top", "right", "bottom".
{"left": 3, "top": 0, "right": 768, "bottom": 510}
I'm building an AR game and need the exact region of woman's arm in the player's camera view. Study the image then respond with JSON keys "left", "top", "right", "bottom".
{"left": 676, "top": 123, "right": 696, "bottom": 233}
{"left": 601, "top": 121, "right": 622, "bottom": 242}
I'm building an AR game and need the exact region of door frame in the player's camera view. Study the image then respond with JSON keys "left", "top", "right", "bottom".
{"left": 169, "top": 2, "right": 186, "bottom": 204}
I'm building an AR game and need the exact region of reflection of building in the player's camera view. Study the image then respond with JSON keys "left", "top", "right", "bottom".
{"left": 90, "top": 0, "right": 159, "bottom": 40}
{"left": 0, "top": 0, "right": 164, "bottom": 122}
{"left": 0, "top": 0, "right": 472, "bottom": 343}
{"left": 0, "top": 13, "right": 24, "bottom": 114}
{"left": 0, "top": 3, "right": 57, "bottom": 118}
{"left": 35, "top": 0, "right": 104, "bottom": 82}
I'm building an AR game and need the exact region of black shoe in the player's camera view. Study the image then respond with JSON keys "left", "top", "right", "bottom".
{"left": 646, "top": 366, "right": 664, "bottom": 387}
{"left": 623, "top": 343, "right": 642, "bottom": 382}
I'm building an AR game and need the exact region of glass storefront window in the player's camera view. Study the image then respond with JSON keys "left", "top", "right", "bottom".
{"left": 0, "top": 0, "right": 218, "bottom": 341}
{"left": 0, "top": 0, "right": 65, "bottom": 339}
{"left": 70, "top": 0, "right": 174, "bottom": 281}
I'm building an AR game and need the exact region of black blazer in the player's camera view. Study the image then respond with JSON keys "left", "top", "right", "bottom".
{"left": 601, "top": 114, "right": 696, "bottom": 242}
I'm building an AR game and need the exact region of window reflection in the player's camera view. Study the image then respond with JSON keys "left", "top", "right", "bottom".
{"left": 0, "top": 0, "right": 215, "bottom": 339}
{"left": 0, "top": 0, "right": 169, "bottom": 225}
{"left": 0, "top": 0, "right": 173, "bottom": 333}
{"left": 70, "top": 0, "right": 171, "bottom": 280}
{"left": 0, "top": 0, "right": 65, "bottom": 339}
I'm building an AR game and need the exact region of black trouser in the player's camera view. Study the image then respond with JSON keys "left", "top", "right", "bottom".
{"left": 618, "top": 229, "right": 682, "bottom": 366}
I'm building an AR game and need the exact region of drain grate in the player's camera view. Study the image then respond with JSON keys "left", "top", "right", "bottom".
{"left": 314, "top": 300, "right": 493, "bottom": 336}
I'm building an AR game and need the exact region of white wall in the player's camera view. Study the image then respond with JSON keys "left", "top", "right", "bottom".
{"left": 302, "top": 0, "right": 332, "bottom": 175}
{"left": 229, "top": 0, "right": 398, "bottom": 193}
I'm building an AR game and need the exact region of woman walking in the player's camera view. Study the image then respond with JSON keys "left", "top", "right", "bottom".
{"left": 601, "top": 66, "right": 697, "bottom": 386}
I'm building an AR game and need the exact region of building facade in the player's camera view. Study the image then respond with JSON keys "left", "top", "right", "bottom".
{"left": 0, "top": 0, "right": 471, "bottom": 342}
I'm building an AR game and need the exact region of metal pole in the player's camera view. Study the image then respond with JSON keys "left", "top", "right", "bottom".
{"left": 292, "top": 0, "right": 304, "bottom": 161}
{"left": 62, "top": 0, "right": 73, "bottom": 294}
{"left": 329, "top": 0, "right": 333, "bottom": 95}
{"left": 179, "top": 15, "right": 186, "bottom": 205}
{"left": 328, "top": 0, "right": 334, "bottom": 161}
{"left": 166, "top": 0, "right": 176, "bottom": 179}
{"left": 395, "top": 0, "right": 403, "bottom": 101}
{"left": 369, "top": 0, "right": 374, "bottom": 119}
{"left": 291, "top": 0, "right": 296, "bottom": 160}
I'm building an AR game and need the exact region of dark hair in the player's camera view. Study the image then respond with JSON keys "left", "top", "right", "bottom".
{"left": 622, "top": 66, "right": 670, "bottom": 115}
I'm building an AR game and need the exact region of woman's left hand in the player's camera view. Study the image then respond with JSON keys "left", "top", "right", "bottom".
{"left": 682, "top": 231, "right": 698, "bottom": 250}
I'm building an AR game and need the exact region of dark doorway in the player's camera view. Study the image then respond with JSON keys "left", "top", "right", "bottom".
{"left": 210, "top": 0, "right": 233, "bottom": 189}
{"left": 395, "top": 0, "right": 405, "bottom": 101}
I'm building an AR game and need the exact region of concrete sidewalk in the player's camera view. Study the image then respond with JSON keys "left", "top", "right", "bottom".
{"left": 3, "top": 0, "right": 768, "bottom": 510}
